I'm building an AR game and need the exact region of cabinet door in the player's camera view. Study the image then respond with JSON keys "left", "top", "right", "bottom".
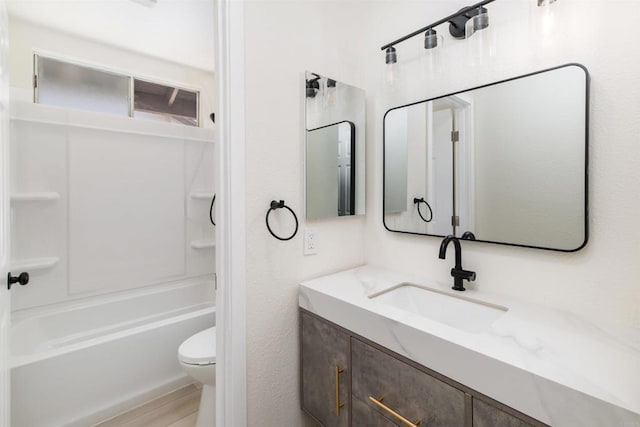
{"left": 301, "top": 311, "right": 350, "bottom": 427}
{"left": 473, "top": 398, "right": 545, "bottom": 427}
{"left": 352, "top": 338, "right": 466, "bottom": 427}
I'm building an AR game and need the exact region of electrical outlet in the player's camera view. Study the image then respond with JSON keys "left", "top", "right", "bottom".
{"left": 303, "top": 228, "right": 318, "bottom": 255}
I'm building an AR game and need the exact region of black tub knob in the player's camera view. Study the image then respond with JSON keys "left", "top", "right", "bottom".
{"left": 8, "top": 272, "right": 29, "bottom": 290}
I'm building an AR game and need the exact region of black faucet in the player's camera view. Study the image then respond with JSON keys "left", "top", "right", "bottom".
{"left": 439, "top": 235, "right": 476, "bottom": 291}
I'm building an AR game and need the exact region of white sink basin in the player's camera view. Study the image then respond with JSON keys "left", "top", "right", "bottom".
{"left": 369, "top": 283, "right": 508, "bottom": 334}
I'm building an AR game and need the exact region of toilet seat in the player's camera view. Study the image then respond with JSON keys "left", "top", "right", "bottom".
{"left": 179, "top": 327, "right": 216, "bottom": 365}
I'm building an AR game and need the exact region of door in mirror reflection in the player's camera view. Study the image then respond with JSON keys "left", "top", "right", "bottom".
{"left": 306, "top": 121, "right": 355, "bottom": 219}
{"left": 384, "top": 64, "right": 588, "bottom": 251}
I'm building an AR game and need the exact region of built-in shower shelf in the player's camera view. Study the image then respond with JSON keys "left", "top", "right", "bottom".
{"left": 11, "top": 257, "right": 60, "bottom": 271}
{"left": 11, "top": 192, "right": 60, "bottom": 202}
{"left": 190, "top": 240, "right": 215, "bottom": 250}
{"left": 189, "top": 192, "right": 215, "bottom": 200}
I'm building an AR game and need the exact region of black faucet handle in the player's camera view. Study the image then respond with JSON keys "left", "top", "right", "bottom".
{"left": 451, "top": 268, "right": 476, "bottom": 282}
{"left": 464, "top": 269, "right": 476, "bottom": 282}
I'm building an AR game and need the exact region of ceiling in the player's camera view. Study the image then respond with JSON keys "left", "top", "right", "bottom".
{"left": 7, "top": 0, "right": 215, "bottom": 71}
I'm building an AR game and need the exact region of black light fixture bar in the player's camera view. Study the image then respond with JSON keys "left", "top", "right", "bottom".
{"left": 380, "top": 0, "right": 496, "bottom": 51}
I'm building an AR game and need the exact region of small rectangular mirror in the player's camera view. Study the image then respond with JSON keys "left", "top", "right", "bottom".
{"left": 305, "top": 71, "right": 365, "bottom": 220}
{"left": 383, "top": 64, "right": 589, "bottom": 251}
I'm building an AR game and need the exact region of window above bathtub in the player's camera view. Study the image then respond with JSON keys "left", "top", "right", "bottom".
{"left": 133, "top": 79, "right": 199, "bottom": 127}
{"left": 34, "top": 54, "right": 200, "bottom": 127}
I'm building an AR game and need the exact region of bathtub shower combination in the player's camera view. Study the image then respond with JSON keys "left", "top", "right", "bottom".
{"left": 9, "top": 100, "right": 216, "bottom": 427}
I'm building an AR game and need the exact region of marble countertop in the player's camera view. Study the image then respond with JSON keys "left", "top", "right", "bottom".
{"left": 299, "top": 265, "right": 640, "bottom": 427}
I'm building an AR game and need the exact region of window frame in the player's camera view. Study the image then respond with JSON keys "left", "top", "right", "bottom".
{"left": 33, "top": 52, "right": 201, "bottom": 127}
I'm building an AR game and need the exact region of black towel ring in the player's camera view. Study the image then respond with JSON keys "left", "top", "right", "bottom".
{"left": 266, "top": 200, "right": 298, "bottom": 241}
{"left": 413, "top": 197, "right": 433, "bottom": 223}
{"left": 461, "top": 231, "right": 476, "bottom": 240}
{"left": 209, "top": 194, "right": 216, "bottom": 226}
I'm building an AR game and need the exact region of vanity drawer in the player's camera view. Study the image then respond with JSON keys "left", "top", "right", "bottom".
{"left": 352, "top": 397, "right": 397, "bottom": 427}
{"left": 351, "top": 337, "right": 466, "bottom": 427}
{"left": 473, "top": 398, "right": 543, "bottom": 427}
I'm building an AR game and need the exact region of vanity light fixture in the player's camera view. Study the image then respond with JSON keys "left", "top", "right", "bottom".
{"left": 325, "top": 78, "right": 337, "bottom": 106}
{"left": 448, "top": 6, "right": 489, "bottom": 39}
{"left": 306, "top": 73, "right": 320, "bottom": 98}
{"left": 424, "top": 29, "right": 439, "bottom": 49}
{"left": 473, "top": 8, "right": 490, "bottom": 31}
{"left": 385, "top": 47, "right": 399, "bottom": 85}
{"left": 381, "top": 0, "right": 496, "bottom": 63}
{"left": 385, "top": 47, "right": 397, "bottom": 64}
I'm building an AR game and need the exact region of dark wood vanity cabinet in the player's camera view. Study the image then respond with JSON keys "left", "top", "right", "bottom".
{"left": 351, "top": 397, "right": 398, "bottom": 427}
{"left": 301, "top": 311, "right": 350, "bottom": 427}
{"left": 351, "top": 337, "right": 466, "bottom": 426}
{"left": 300, "top": 310, "right": 547, "bottom": 427}
{"left": 472, "top": 399, "right": 537, "bottom": 427}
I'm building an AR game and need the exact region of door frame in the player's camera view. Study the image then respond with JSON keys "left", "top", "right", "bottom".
{"left": 214, "top": 0, "right": 247, "bottom": 426}
{"left": 426, "top": 95, "right": 475, "bottom": 236}
{"left": 0, "top": 2, "right": 249, "bottom": 424}
{"left": 450, "top": 94, "right": 475, "bottom": 236}
{"left": 0, "top": 0, "right": 11, "bottom": 425}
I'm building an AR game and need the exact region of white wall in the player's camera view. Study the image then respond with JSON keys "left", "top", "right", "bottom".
{"left": 8, "top": 17, "right": 215, "bottom": 128}
{"left": 6, "top": 0, "right": 215, "bottom": 72}
{"left": 365, "top": 0, "right": 640, "bottom": 329}
{"left": 243, "top": 1, "right": 368, "bottom": 425}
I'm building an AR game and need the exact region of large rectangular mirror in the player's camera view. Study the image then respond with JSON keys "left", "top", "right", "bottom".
{"left": 384, "top": 64, "right": 589, "bottom": 251}
{"left": 305, "top": 71, "right": 365, "bottom": 220}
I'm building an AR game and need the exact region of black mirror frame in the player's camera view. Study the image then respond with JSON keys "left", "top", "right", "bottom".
{"left": 382, "top": 63, "right": 590, "bottom": 253}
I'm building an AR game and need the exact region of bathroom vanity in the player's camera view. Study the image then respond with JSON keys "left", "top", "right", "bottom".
{"left": 299, "top": 267, "right": 640, "bottom": 426}
{"left": 301, "top": 310, "right": 545, "bottom": 426}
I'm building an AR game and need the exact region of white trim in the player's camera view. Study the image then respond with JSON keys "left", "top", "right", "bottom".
{"left": 426, "top": 102, "right": 434, "bottom": 235}
{"left": 10, "top": 99, "right": 214, "bottom": 141}
{"left": 10, "top": 116, "right": 212, "bottom": 142}
{"left": 214, "top": 0, "right": 247, "bottom": 426}
{"left": 460, "top": 97, "right": 475, "bottom": 234}
{"left": 190, "top": 240, "right": 215, "bottom": 250}
{"left": 10, "top": 257, "right": 59, "bottom": 272}
{"left": 189, "top": 192, "right": 215, "bottom": 200}
{"left": 10, "top": 192, "right": 60, "bottom": 202}
{"left": 0, "top": 0, "right": 10, "bottom": 423}
{"left": 449, "top": 94, "right": 475, "bottom": 235}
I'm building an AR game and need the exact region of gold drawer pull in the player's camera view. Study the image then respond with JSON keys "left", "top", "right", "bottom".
{"left": 368, "top": 395, "right": 422, "bottom": 427}
{"left": 335, "top": 365, "right": 345, "bottom": 416}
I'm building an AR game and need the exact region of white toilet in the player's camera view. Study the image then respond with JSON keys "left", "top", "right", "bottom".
{"left": 179, "top": 327, "right": 216, "bottom": 427}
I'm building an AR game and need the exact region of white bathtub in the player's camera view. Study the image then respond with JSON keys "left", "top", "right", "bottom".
{"left": 10, "top": 280, "right": 215, "bottom": 427}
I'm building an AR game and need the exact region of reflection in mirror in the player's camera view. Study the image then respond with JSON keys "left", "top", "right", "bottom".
{"left": 384, "top": 64, "right": 588, "bottom": 251}
{"left": 305, "top": 71, "right": 365, "bottom": 220}
{"left": 306, "top": 121, "right": 355, "bottom": 219}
